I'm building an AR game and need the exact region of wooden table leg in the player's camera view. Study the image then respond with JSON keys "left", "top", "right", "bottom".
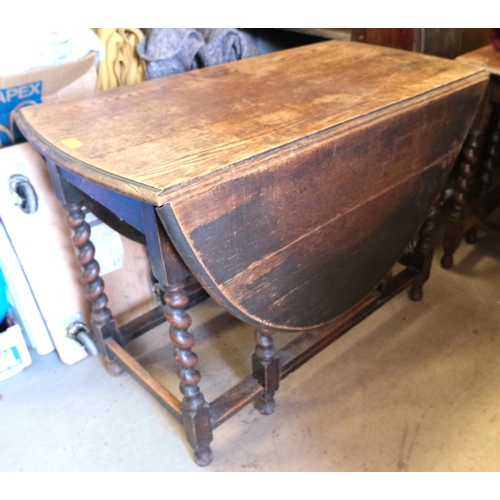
{"left": 465, "top": 104, "right": 500, "bottom": 244}
{"left": 441, "top": 128, "right": 483, "bottom": 269}
{"left": 441, "top": 84, "right": 493, "bottom": 268}
{"left": 44, "top": 159, "right": 124, "bottom": 374}
{"left": 164, "top": 281, "right": 213, "bottom": 466}
{"left": 64, "top": 200, "right": 123, "bottom": 376}
{"left": 479, "top": 105, "right": 500, "bottom": 197}
{"left": 409, "top": 200, "right": 440, "bottom": 301}
{"left": 252, "top": 326, "right": 280, "bottom": 415}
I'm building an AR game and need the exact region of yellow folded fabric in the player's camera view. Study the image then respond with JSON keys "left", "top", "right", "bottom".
{"left": 95, "top": 28, "right": 145, "bottom": 90}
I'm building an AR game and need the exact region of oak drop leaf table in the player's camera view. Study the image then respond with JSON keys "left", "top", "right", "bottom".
{"left": 14, "top": 41, "right": 488, "bottom": 466}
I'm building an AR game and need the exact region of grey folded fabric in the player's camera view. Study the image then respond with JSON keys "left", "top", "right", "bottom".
{"left": 136, "top": 28, "right": 260, "bottom": 80}
{"left": 196, "top": 28, "right": 260, "bottom": 67}
{"left": 136, "top": 28, "right": 204, "bottom": 79}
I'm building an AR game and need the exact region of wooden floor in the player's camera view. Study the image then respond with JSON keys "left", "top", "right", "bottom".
{"left": 2, "top": 228, "right": 500, "bottom": 471}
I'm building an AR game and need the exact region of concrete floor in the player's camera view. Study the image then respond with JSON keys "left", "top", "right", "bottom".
{"left": 2, "top": 229, "right": 500, "bottom": 472}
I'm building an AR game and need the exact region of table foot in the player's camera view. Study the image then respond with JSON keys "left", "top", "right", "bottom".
{"left": 104, "top": 358, "right": 124, "bottom": 376}
{"left": 256, "top": 395, "right": 276, "bottom": 415}
{"left": 409, "top": 282, "right": 423, "bottom": 302}
{"left": 465, "top": 227, "right": 478, "bottom": 245}
{"left": 441, "top": 252, "right": 453, "bottom": 269}
{"left": 194, "top": 447, "right": 213, "bottom": 467}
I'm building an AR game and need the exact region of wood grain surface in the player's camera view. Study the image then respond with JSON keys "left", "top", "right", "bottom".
{"left": 457, "top": 45, "right": 500, "bottom": 76}
{"left": 157, "top": 78, "right": 487, "bottom": 330}
{"left": 15, "top": 40, "right": 486, "bottom": 205}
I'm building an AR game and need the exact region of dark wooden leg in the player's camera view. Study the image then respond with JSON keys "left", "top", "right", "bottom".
{"left": 441, "top": 130, "right": 482, "bottom": 269}
{"left": 252, "top": 327, "right": 280, "bottom": 415}
{"left": 464, "top": 105, "right": 500, "bottom": 245}
{"left": 409, "top": 202, "right": 440, "bottom": 302}
{"left": 164, "top": 282, "right": 213, "bottom": 466}
{"left": 65, "top": 201, "right": 122, "bottom": 375}
{"left": 479, "top": 105, "right": 500, "bottom": 198}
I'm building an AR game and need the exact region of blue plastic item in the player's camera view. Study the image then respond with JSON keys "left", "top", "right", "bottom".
{"left": 0, "top": 267, "right": 10, "bottom": 323}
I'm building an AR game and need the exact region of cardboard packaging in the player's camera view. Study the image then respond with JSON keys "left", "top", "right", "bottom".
{"left": 0, "top": 51, "right": 97, "bottom": 147}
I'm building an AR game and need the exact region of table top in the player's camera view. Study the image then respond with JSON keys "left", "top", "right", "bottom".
{"left": 456, "top": 45, "right": 500, "bottom": 77}
{"left": 14, "top": 40, "right": 489, "bottom": 330}
{"left": 15, "top": 40, "right": 485, "bottom": 206}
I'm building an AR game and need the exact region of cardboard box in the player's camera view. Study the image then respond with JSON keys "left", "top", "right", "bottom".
{"left": 0, "top": 51, "right": 97, "bottom": 147}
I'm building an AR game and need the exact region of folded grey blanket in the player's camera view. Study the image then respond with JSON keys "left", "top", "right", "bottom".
{"left": 196, "top": 28, "right": 260, "bottom": 67}
{"left": 136, "top": 28, "right": 260, "bottom": 79}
